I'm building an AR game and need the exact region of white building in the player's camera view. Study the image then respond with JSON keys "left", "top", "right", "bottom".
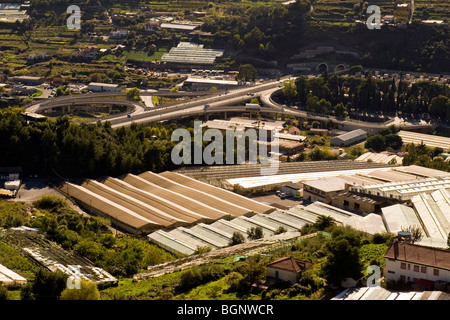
{"left": 266, "top": 257, "right": 313, "bottom": 284}
{"left": 109, "top": 29, "right": 128, "bottom": 38}
{"left": 88, "top": 82, "right": 122, "bottom": 92}
{"left": 330, "top": 129, "right": 367, "bottom": 147}
{"left": 384, "top": 240, "right": 450, "bottom": 290}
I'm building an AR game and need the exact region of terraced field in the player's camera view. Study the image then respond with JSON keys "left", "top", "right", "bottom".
{"left": 311, "top": 0, "right": 448, "bottom": 22}
{"left": 3, "top": 228, "right": 117, "bottom": 287}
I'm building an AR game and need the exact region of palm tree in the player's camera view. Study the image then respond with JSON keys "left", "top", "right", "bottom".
{"left": 314, "top": 215, "right": 336, "bottom": 231}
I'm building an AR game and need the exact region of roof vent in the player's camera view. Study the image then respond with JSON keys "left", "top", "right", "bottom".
{"left": 398, "top": 231, "right": 411, "bottom": 241}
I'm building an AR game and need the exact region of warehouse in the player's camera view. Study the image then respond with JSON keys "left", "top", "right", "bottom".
{"left": 147, "top": 201, "right": 388, "bottom": 256}
{"left": 62, "top": 171, "right": 273, "bottom": 235}
{"left": 331, "top": 190, "right": 387, "bottom": 213}
{"left": 356, "top": 152, "right": 404, "bottom": 165}
{"left": 161, "top": 42, "right": 224, "bottom": 66}
{"left": 381, "top": 204, "right": 424, "bottom": 235}
{"left": 398, "top": 130, "right": 450, "bottom": 150}
{"left": 333, "top": 287, "right": 450, "bottom": 300}
{"left": 302, "top": 177, "right": 348, "bottom": 204}
{"left": 87, "top": 82, "right": 122, "bottom": 92}
{"left": 226, "top": 165, "right": 394, "bottom": 194}
{"left": 330, "top": 129, "right": 367, "bottom": 147}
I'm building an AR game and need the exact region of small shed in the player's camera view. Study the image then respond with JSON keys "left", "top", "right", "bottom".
{"left": 281, "top": 183, "right": 303, "bottom": 198}
{"left": 266, "top": 257, "right": 313, "bottom": 284}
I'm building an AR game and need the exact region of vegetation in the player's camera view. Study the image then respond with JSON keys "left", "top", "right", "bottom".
{"left": 20, "top": 269, "right": 68, "bottom": 300}
{"left": 402, "top": 143, "right": 450, "bottom": 172}
{"left": 229, "top": 231, "right": 245, "bottom": 246}
{"left": 59, "top": 279, "right": 100, "bottom": 300}
{"left": 365, "top": 125, "right": 402, "bottom": 152}
{"left": 1, "top": 195, "right": 174, "bottom": 278}
{"left": 247, "top": 226, "right": 264, "bottom": 240}
{"left": 0, "top": 108, "right": 178, "bottom": 178}
{"left": 277, "top": 73, "right": 450, "bottom": 123}
{"left": 99, "top": 225, "right": 394, "bottom": 300}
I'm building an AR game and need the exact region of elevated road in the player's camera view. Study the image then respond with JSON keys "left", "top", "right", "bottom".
{"left": 23, "top": 76, "right": 432, "bottom": 133}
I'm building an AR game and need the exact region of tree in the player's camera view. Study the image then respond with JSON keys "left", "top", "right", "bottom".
{"left": 365, "top": 134, "right": 386, "bottom": 152}
{"left": 282, "top": 80, "right": 297, "bottom": 104}
{"left": 126, "top": 87, "right": 140, "bottom": 101}
{"left": 317, "top": 99, "right": 331, "bottom": 115}
{"left": 274, "top": 226, "right": 287, "bottom": 235}
{"left": 59, "top": 279, "right": 100, "bottom": 300}
{"left": 334, "top": 102, "right": 347, "bottom": 118}
{"left": 24, "top": 269, "right": 68, "bottom": 300}
{"left": 314, "top": 215, "right": 336, "bottom": 231}
{"left": 0, "top": 287, "right": 8, "bottom": 300}
{"left": 401, "top": 225, "right": 424, "bottom": 244}
{"left": 247, "top": 226, "right": 264, "bottom": 240}
{"left": 229, "top": 231, "right": 245, "bottom": 245}
{"left": 306, "top": 94, "right": 319, "bottom": 113}
{"left": 236, "top": 64, "right": 258, "bottom": 82}
{"left": 428, "top": 95, "right": 450, "bottom": 119}
{"left": 323, "top": 236, "right": 362, "bottom": 285}
{"left": 384, "top": 134, "right": 403, "bottom": 150}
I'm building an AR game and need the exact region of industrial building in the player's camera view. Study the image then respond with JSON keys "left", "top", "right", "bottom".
{"left": 280, "top": 183, "right": 302, "bottom": 198}
{"left": 303, "top": 177, "right": 349, "bottom": 204}
{"left": 330, "top": 129, "right": 367, "bottom": 147}
{"left": 356, "top": 152, "right": 404, "bottom": 165}
{"left": 161, "top": 42, "right": 224, "bottom": 66}
{"left": 87, "top": 82, "right": 122, "bottom": 92}
{"left": 225, "top": 163, "right": 393, "bottom": 195}
{"left": 147, "top": 201, "right": 388, "bottom": 256}
{"left": 62, "top": 171, "right": 273, "bottom": 235}
{"left": 398, "top": 130, "right": 450, "bottom": 150}
{"left": 333, "top": 287, "right": 450, "bottom": 300}
{"left": 10, "top": 76, "right": 43, "bottom": 85}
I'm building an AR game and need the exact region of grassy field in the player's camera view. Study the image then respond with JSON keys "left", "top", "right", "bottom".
{"left": 311, "top": 0, "right": 449, "bottom": 22}
{"left": 121, "top": 48, "right": 169, "bottom": 62}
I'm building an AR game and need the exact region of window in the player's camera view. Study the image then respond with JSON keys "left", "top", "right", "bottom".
{"left": 421, "top": 266, "right": 427, "bottom": 273}
{"left": 400, "top": 263, "right": 406, "bottom": 270}
{"left": 400, "top": 275, "right": 406, "bottom": 283}
{"left": 413, "top": 265, "right": 419, "bottom": 272}
{"left": 433, "top": 269, "right": 439, "bottom": 276}
{"left": 354, "top": 203, "right": 360, "bottom": 210}
{"left": 343, "top": 200, "right": 349, "bottom": 207}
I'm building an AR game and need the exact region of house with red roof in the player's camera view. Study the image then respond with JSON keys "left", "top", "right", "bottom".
{"left": 266, "top": 257, "right": 313, "bottom": 284}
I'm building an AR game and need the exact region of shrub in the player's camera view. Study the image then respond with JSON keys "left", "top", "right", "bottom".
{"left": 229, "top": 232, "right": 245, "bottom": 245}
{"left": 247, "top": 227, "right": 264, "bottom": 240}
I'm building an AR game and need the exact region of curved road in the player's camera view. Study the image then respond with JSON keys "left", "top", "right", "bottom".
{"left": 24, "top": 75, "right": 432, "bottom": 133}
